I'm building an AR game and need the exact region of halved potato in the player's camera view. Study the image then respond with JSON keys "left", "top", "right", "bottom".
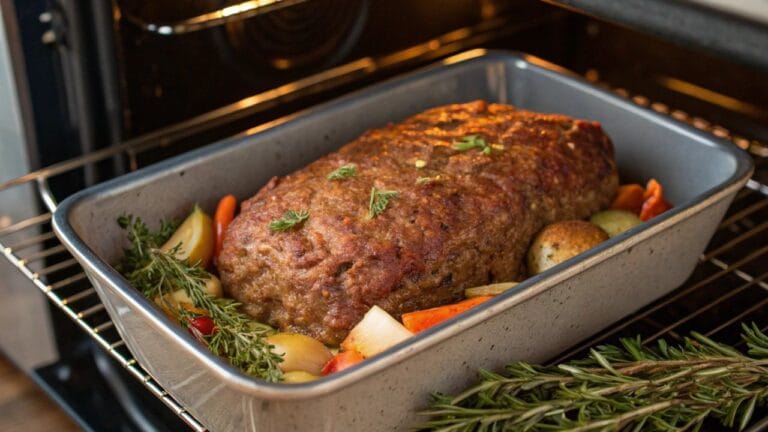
{"left": 162, "top": 206, "right": 215, "bottom": 268}
{"left": 266, "top": 333, "right": 333, "bottom": 375}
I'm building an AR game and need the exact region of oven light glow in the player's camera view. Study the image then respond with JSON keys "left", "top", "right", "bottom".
{"left": 221, "top": 2, "right": 257, "bottom": 18}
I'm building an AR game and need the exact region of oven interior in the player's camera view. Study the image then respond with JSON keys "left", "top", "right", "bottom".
{"left": 1, "top": 0, "right": 767, "bottom": 430}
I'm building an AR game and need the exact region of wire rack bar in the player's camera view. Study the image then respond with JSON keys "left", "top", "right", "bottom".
{"left": 0, "top": 213, "right": 51, "bottom": 236}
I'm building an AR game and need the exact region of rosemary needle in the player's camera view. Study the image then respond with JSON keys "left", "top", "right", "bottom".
{"left": 327, "top": 163, "right": 357, "bottom": 180}
{"left": 368, "top": 186, "right": 399, "bottom": 218}
{"left": 268, "top": 210, "right": 309, "bottom": 232}
{"left": 452, "top": 135, "right": 492, "bottom": 155}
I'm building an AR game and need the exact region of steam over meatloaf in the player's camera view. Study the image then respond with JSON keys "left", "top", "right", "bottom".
{"left": 218, "top": 101, "right": 618, "bottom": 345}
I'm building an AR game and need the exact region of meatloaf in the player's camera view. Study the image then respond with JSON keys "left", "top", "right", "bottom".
{"left": 218, "top": 101, "right": 618, "bottom": 345}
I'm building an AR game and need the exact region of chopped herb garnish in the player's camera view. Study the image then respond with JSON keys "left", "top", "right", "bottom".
{"left": 416, "top": 176, "right": 440, "bottom": 185}
{"left": 327, "top": 164, "right": 357, "bottom": 180}
{"left": 452, "top": 135, "right": 495, "bottom": 155}
{"left": 268, "top": 210, "right": 309, "bottom": 232}
{"left": 368, "top": 187, "right": 399, "bottom": 219}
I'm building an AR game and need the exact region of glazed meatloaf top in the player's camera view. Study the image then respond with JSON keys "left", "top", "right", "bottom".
{"left": 217, "top": 101, "right": 618, "bottom": 345}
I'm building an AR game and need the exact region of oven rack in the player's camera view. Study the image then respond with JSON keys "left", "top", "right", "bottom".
{"left": 1, "top": 93, "right": 767, "bottom": 432}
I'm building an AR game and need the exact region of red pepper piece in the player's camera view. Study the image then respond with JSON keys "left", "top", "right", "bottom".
{"left": 321, "top": 350, "right": 364, "bottom": 375}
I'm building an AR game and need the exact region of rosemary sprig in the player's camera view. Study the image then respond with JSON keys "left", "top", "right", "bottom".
{"left": 268, "top": 210, "right": 309, "bottom": 232}
{"left": 327, "top": 163, "right": 357, "bottom": 180}
{"left": 452, "top": 135, "right": 491, "bottom": 155}
{"left": 420, "top": 323, "right": 768, "bottom": 431}
{"left": 368, "top": 186, "right": 399, "bottom": 218}
{"left": 116, "top": 215, "right": 283, "bottom": 382}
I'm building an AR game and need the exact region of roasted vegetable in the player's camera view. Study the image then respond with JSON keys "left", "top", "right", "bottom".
{"left": 341, "top": 306, "right": 413, "bottom": 358}
{"left": 154, "top": 274, "right": 223, "bottom": 318}
{"left": 213, "top": 194, "right": 237, "bottom": 262}
{"left": 589, "top": 209, "right": 642, "bottom": 237}
{"left": 161, "top": 205, "right": 215, "bottom": 268}
{"left": 610, "top": 183, "right": 645, "bottom": 214}
{"left": 321, "top": 350, "right": 365, "bottom": 375}
{"left": 640, "top": 178, "right": 672, "bottom": 221}
{"left": 527, "top": 220, "right": 609, "bottom": 275}
{"left": 282, "top": 371, "right": 320, "bottom": 383}
{"left": 266, "top": 333, "right": 333, "bottom": 375}
{"left": 402, "top": 296, "right": 493, "bottom": 333}
{"left": 187, "top": 316, "right": 216, "bottom": 342}
{"left": 464, "top": 282, "right": 518, "bottom": 298}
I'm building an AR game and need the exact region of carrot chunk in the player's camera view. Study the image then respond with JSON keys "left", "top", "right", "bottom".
{"left": 401, "top": 296, "right": 493, "bottom": 333}
{"left": 610, "top": 184, "right": 645, "bottom": 214}
{"left": 213, "top": 194, "right": 237, "bottom": 263}
{"left": 639, "top": 178, "right": 672, "bottom": 221}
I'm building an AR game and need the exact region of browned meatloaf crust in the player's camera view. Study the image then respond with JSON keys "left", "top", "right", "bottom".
{"left": 218, "top": 101, "right": 618, "bottom": 345}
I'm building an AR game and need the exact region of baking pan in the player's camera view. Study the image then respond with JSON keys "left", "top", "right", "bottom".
{"left": 53, "top": 49, "right": 753, "bottom": 431}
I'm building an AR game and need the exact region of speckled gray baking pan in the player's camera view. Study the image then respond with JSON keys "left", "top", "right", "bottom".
{"left": 53, "top": 49, "right": 753, "bottom": 431}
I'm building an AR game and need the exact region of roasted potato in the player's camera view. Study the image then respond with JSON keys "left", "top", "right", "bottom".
{"left": 266, "top": 333, "right": 333, "bottom": 375}
{"left": 590, "top": 210, "right": 642, "bottom": 237}
{"left": 154, "top": 274, "right": 223, "bottom": 318}
{"left": 527, "top": 220, "right": 609, "bottom": 275}
{"left": 161, "top": 205, "right": 215, "bottom": 268}
{"left": 282, "top": 370, "right": 320, "bottom": 383}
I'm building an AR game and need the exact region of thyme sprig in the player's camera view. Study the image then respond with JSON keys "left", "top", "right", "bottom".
{"left": 116, "top": 215, "right": 283, "bottom": 382}
{"left": 452, "top": 135, "right": 491, "bottom": 155}
{"left": 327, "top": 163, "right": 357, "bottom": 180}
{"left": 420, "top": 323, "right": 768, "bottom": 431}
{"left": 268, "top": 210, "right": 309, "bottom": 232}
{"left": 368, "top": 186, "right": 399, "bottom": 218}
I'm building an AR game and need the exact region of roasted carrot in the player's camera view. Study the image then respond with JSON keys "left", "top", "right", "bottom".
{"left": 610, "top": 184, "right": 645, "bottom": 214}
{"left": 639, "top": 178, "right": 672, "bottom": 221}
{"left": 321, "top": 350, "right": 365, "bottom": 375}
{"left": 213, "top": 194, "right": 237, "bottom": 262}
{"left": 401, "top": 296, "right": 493, "bottom": 333}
